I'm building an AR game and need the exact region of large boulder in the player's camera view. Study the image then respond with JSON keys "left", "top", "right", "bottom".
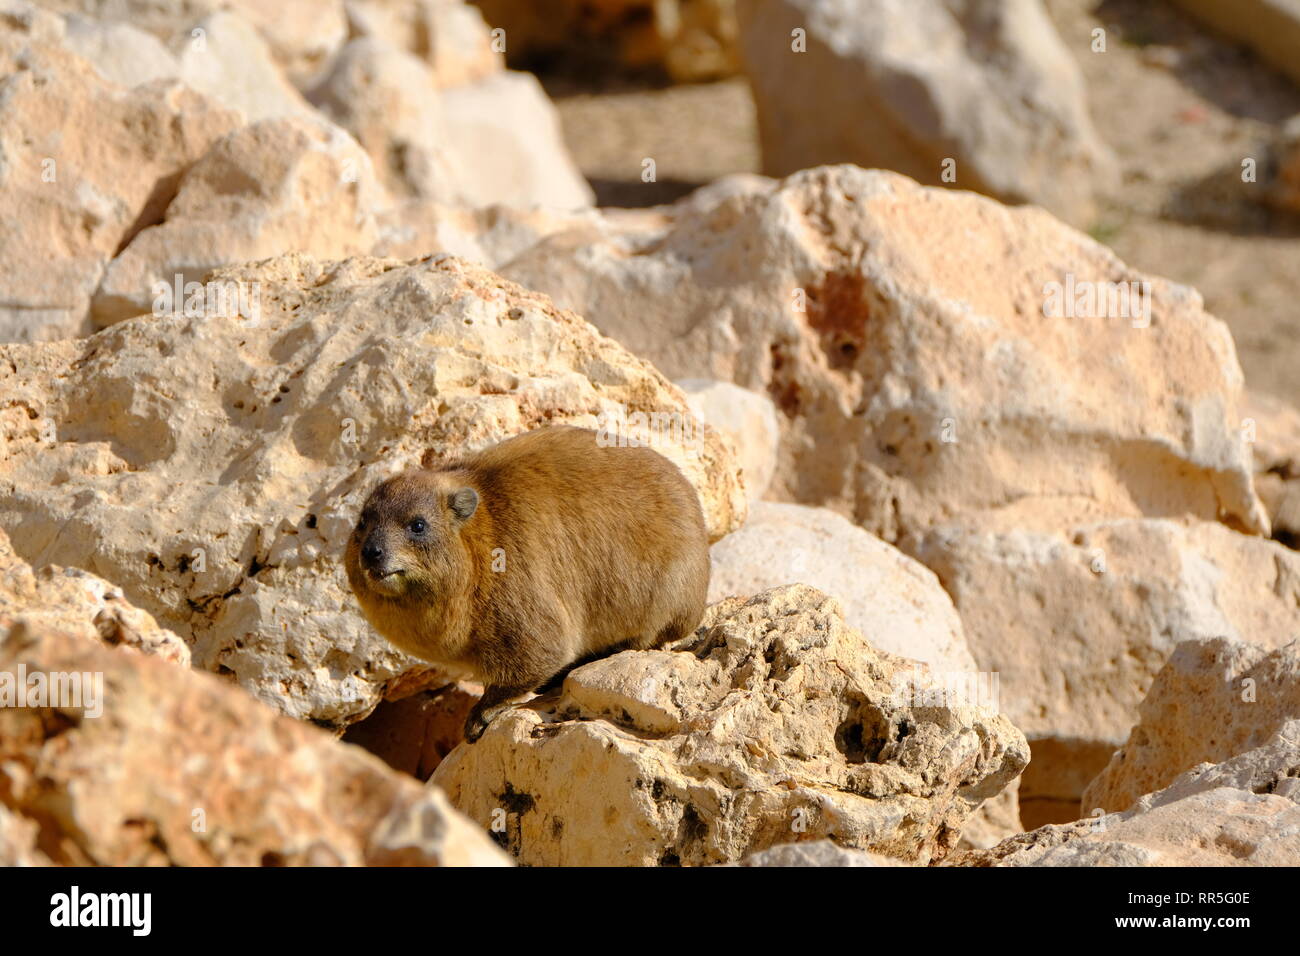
{"left": 951, "top": 722, "right": 1300, "bottom": 866}
{"left": 0, "top": 4, "right": 241, "bottom": 342}
{"left": 0, "top": 253, "right": 745, "bottom": 725}
{"left": 1083, "top": 638, "right": 1300, "bottom": 815}
{"left": 917, "top": 517, "right": 1300, "bottom": 824}
{"left": 501, "top": 165, "right": 1268, "bottom": 545}
{"left": 733, "top": 0, "right": 1116, "bottom": 222}
{"left": 431, "top": 585, "right": 1029, "bottom": 866}
{"left": 0, "top": 608, "right": 509, "bottom": 866}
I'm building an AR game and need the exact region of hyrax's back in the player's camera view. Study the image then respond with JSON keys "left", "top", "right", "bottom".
{"left": 468, "top": 426, "right": 709, "bottom": 652}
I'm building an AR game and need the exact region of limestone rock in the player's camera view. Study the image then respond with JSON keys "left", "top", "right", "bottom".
{"left": 218, "top": 0, "right": 349, "bottom": 87}
{"left": 0, "top": 529, "right": 191, "bottom": 667}
{"left": 64, "top": 10, "right": 314, "bottom": 121}
{"left": 0, "top": 613, "right": 510, "bottom": 866}
{"left": 436, "top": 71, "right": 595, "bottom": 209}
{"left": 501, "top": 165, "right": 1267, "bottom": 544}
{"left": 92, "top": 116, "right": 383, "bottom": 325}
{"left": 1082, "top": 638, "right": 1300, "bottom": 815}
{"left": 0, "top": 6, "right": 242, "bottom": 342}
{"left": 701, "top": 498, "right": 1029, "bottom": 848}
{"left": 1136, "top": 719, "right": 1300, "bottom": 808}
{"left": 35, "top": 0, "right": 350, "bottom": 88}
{"left": 309, "top": 38, "right": 591, "bottom": 208}
{"left": 307, "top": 37, "right": 464, "bottom": 203}
{"left": 431, "top": 585, "right": 1028, "bottom": 866}
{"left": 168, "top": 12, "right": 316, "bottom": 121}
{"left": 710, "top": 502, "right": 978, "bottom": 675}
{"left": 38, "top": 0, "right": 501, "bottom": 90}
{"left": 344, "top": 0, "right": 504, "bottom": 88}
{"left": 952, "top": 723, "right": 1300, "bottom": 866}
{"left": 0, "top": 253, "right": 745, "bottom": 724}
{"left": 60, "top": 14, "right": 176, "bottom": 88}
{"left": 733, "top": 0, "right": 1116, "bottom": 223}
{"left": 678, "top": 379, "right": 779, "bottom": 505}
{"left": 916, "top": 517, "right": 1300, "bottom": 823}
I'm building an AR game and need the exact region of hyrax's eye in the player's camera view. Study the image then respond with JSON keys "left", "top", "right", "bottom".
{"left": 407, "top": 517, "right": 428, "bottom": 535}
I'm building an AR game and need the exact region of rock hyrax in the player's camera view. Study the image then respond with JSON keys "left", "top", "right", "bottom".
{"left": 345, "top": 425, "right": 710, "bottom": 741}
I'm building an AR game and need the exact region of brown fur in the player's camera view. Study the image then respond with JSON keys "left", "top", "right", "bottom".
{"left": 344, "top": 426, "right": 710, "bottom": 740}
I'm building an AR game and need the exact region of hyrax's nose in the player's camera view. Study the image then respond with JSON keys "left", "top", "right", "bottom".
{"left": 361, "top": 541, "right": 384, "bottom": 567}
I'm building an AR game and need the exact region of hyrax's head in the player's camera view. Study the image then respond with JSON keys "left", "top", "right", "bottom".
{"left": 345, "top": 470, "right": 480, "bottom": 605}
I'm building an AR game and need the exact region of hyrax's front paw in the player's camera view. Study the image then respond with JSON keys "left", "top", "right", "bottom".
{"left": 463, "top": 707, "right": 491, "bottom": 744}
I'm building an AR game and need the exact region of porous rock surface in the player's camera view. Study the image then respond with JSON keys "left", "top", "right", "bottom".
{"left": 0, "top": 528, "right": 190, "bottom": 667}
{"left": 432, "top": 585, "right": 1029, "bottom": 866}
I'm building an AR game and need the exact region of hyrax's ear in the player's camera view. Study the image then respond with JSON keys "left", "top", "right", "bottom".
{"left": 449, "top": 487, "right": 479, "bottom": 520}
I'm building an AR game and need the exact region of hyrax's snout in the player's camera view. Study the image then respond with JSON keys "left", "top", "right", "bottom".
{"left": 360, "top": 536, "right": 387, "bottom": 571}
{"left": 355, "top": 524, "right": 410, "bottom": 597}
{"left": 360, "top": 531, "right": 400, "bottom": 577}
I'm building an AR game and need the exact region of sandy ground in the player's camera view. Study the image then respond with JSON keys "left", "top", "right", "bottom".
{"left": 546, "top": 75, "right": 759, "bottom": 208}
{"left": 546, "top": 0, "right": 1300, "bottom": 405}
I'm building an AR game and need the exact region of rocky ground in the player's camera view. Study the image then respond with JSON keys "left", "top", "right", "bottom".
{"left": 2, "top": 0, "right": 1300, "bottom": 868}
